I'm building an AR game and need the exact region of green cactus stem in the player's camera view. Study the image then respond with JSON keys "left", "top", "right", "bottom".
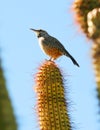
{"left": 0, "top": 58, "right": 17, "bottom": 130}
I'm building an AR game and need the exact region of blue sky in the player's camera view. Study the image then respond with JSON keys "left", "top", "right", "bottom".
{"left": 0, "top": 0, "right": 99, "bottom": 130}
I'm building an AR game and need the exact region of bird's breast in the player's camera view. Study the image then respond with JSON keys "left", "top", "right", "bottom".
{"left": 38, "top": 37, "right": 48, "bottom": 53}
{"left": 38, "top": 37, "right": 62, "bottom": 59}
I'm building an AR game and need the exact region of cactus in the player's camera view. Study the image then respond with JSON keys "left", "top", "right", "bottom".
{"left": 92, "top": 41, "right": 100, "bottom": 106}
{"left": 73, "top": 0, "right": 100, "bottom": 111}
{"left": 0, "top": 57, "right": 17, "bottom": 130}
{"left": 72, "top": 0, "right": 100, "bottom": 38}
{"left": 87, "top": 8, "right": 100, "bottom": 40}
{"left": 35, "top": 60, "right": 72, "bottom": 130}
{"left": 87, "top": 9, "right": 100, "bottom": 105}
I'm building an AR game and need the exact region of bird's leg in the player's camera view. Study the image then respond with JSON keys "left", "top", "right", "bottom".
{"left": 48, "top": 57, "right": 54, "bottom": 62}
{"left": 48, "top": 57, "right": 55, "bottom": 63}
{"left": 48, "top": 57, "right": 52, "bottom": 61}
{"left": 45, "top": 58, "right": 53, "bottom": 61}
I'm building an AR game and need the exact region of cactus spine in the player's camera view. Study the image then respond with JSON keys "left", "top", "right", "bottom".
{"left": 35, "top": 60, "right": 72, "bottom": 130}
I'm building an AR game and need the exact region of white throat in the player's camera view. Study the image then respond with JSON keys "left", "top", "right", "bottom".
{"left": 38, "top": 36, "right": 46, "bottom": 54}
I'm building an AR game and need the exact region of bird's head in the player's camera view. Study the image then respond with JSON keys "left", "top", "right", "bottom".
{"left": 30, "top": 28, "right": 49, "bottom": 38}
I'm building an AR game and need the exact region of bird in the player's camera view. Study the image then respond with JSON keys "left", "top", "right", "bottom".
{"left": 30, "top": 28, "right": 79, "bottom": 67}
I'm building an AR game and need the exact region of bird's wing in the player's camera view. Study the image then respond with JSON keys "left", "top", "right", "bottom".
{"left": 45, "top": 36, "right": 74, "bottom": 57}
{"left": 44, "top": 36, "right": 79, "bottom": 67}
{"left": 45, "top": 36, "right": 66, "bottom": 52}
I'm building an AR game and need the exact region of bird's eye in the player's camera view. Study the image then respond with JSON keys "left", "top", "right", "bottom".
{"left": 39, "top": 29, "right": 42, "bottom": 32}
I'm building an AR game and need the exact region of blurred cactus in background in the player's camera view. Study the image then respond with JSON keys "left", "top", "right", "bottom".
{"left": 72, "top": 0, "right": 100, "bottom": 108}
{"left": 0, "top": 56, "right": 17, "bottom": 130}
{"left": 87, "top": 8, "right": 100, "bottom": 106}
{"left": 92, "top": 42, "right": 100, "bottom": 106}
{"left": 87, "top": 8, "right": 100, "bottom": 40}
{"left": 72, "top": 0, "right": 100, "bottom": 38}
{"left": 34, "top": 60, "right": 72, "bottom": 130}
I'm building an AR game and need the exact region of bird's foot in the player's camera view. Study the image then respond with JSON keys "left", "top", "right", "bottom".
{"left": 45, "top": 58, "right": 55, "bottom": 63}
{"left": 48, "top": 58, "right": 52, "bottom": 61}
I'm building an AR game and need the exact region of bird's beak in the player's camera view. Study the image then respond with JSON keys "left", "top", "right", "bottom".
{"left": 30, "top": 28, "right": 40, "bottom": 37}
{"left": 30, "top": 28, "right": 38, "bottom": 32}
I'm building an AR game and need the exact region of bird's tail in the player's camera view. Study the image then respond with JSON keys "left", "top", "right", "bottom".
{"left": 69, "top": 55, "right": 79, "bottom": 67}
{"left": 64, "top": 51, "right": 80, "bottom": 67}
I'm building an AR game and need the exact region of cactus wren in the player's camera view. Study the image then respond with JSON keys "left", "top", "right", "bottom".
{"left": 30, "top": 28, "right": 79, "bottom": 67}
